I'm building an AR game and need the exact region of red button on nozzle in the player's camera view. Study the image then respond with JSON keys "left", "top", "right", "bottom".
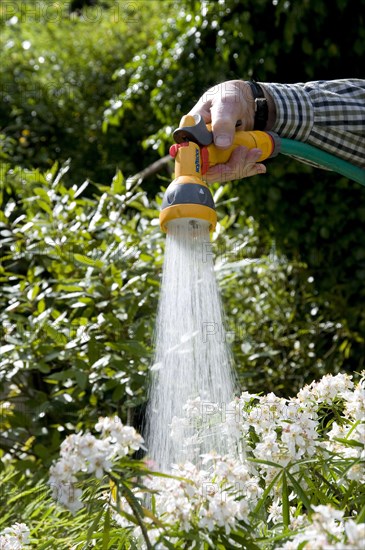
{"left": 169, "top": 144, "right": 179, "bottom": 158}
{"left": 169, "top": 142, "right": 190, "bottom": 158}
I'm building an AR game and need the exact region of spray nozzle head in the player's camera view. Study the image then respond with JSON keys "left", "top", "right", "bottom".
{"left": 160, "top": 180, "right": 216, "bottom": 233}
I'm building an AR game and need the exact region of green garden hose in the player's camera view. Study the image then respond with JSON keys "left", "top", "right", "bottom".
{"left": 281, "top": 138, "right": 365, "bottom": 186}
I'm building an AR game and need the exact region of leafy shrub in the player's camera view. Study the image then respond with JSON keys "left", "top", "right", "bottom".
{"left": 0, "top": 0, "right": 167, "bottom": 184}
{"left": 0, "top": 162, "right": 161, "bottom": 466}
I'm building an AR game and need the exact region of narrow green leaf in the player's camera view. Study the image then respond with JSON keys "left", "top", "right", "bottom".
{"left": 286, "top": 471, "right": 313, "bottom": 511}
{"left": 282, "top": 472, "right": 290, "bottom": 528}
{"left": 86, "top": 508, "right": 104, "bottom": 545}
{"left": 102, "top": 508, "right": 110, "bottom": 550}
{"left": 226, "top": 531, "right": 261, "bottom": 550}
{"left": 37, "top": 199, "right": 53, "bottom": 215}
{"left": 356, "top": 504, "right": 365, "bottom": 524}
{"left": 248, "top": 457, "right": 284, "bottom": 469}
{"left": 334, "top": 437, "right": 363, "bottom": 448}
{"left": 253, "top": 470, "right": 282, "bottom": 515}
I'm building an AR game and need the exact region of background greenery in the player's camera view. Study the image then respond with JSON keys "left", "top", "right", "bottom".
{"left": 1, "top": 0, "right": 364, "bottom": 535}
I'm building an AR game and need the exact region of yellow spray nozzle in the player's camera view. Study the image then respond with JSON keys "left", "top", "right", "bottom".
{"left": 159, "top": 115, "right": 280, "bottom": 233}
{"left": 160, "top": 139, "right": 217, "bottom": 233}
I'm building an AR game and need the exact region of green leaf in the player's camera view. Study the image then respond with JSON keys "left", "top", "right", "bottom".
{"left": 34, "top": 187, "right": 51, "bottom": 203}
{"left": 356, "top": 504, "right": 365, "bottom": 524}
{"left": 102, "top": 508, "right": 111, "bottom": 550}
{"left": 286, "top": 471, "right": 313, "bottom": 512}
{"left": 248, "top": 457, "right": 284, "bottom": 469}
{"left": 86, "top": 508, "right": 104, "bottom": 546}
{"left": 119, "top": 341, "right": 147, "bottom": 357}
{"left": 282, "top": 471, "right": 290, "bottom": 528}
{"left": 73, "top": 254, "right": 104, "bottom": 268}
{"left": 111, "top": 170, "right": 125, "bottom": 195}
{"left": 253, "top": 470, "right": 282, "bottom": 515}
{"left": 226, "top": 532, "right": 261, "bottom": 550}
{"left": 334, "top": 437, "right": 364, "bottom": 448}
{"left": 37, "top": 199, "right": 53, "bottom": 215}
{"left": 43, "top": 324, "right": 68, "bottom": 345}
{"left": 74, "top": 369, "right": 88, "bottom": 390}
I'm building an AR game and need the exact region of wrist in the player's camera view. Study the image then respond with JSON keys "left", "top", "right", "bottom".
{"left": 260, "top": 84, "right": 276, "bottom": 131}
{"left": 246, "top": 81, "right": 268, "bottom": 130}
{"left": 241, "top": 80, "right": 276, "bottom": 131}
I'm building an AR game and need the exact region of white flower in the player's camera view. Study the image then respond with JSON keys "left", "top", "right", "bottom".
{"left": 281, "top": 422, "right": 306, "bottom": 459}
{"left": 183, "top": 396, "right": 203, "bottom": 418}
{"left": 200, "top": 451, "right": 221, "bottom": 464}
{"left": 95, "top": 416, "right": 114, "bottom": 434}
{"left": 77, "top": 433, "right": 99, "bottom": 458}
{"left": 198, "top": 506, "right": 216, "bottom": 532}
{"left": 49, "top": 456, "right": 80, "bottom": 483}
{"left": 343, "top": 380, "right": 365, "bottom": 421}
{"left": 113, "top": 425, "right": 144, "bottom": 453}
{"left": 254, "top": 431, "right": 281, "bottom": 460}
{"left": 290, "top": 513, "right": 309, "bottom": 530}
{"left": 170, "top": 415, "right": 189, "bottom": 441}
{"left": 49, "top": 417, "right": 144, "bottom": 513}
{"left": 267, "top": 499, "right": 282, "bottom": 524}
{"left": 312, "top": 504, "right": 344, "bottom": 522}
{"left": 87, "top": 450, "right": 113, "bottom": 479}
{"left": 239, "top": 391, "right": 259, "bottom": 404}
{"left": 0, "top": 523, "right": 30, "bottom": 549}
{"left": 95, "top": 417, "right": 144, "bottom": 455}
{"left": 0, "top": 535, "right": 20, "bottom": 550}
{"left": 221, "top": 399, "right": 244, "bottom": 439}
{"left": 344, "top": 519, "right": 365, "bottom": 547}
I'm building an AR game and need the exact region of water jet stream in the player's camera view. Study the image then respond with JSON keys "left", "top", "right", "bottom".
{"left": 146, "top": 220, "right": 236, "bottom": 471}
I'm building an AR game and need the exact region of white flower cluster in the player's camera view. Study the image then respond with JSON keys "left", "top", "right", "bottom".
{"left": 297, "top": 372, "right": 354, "bottom": 405}
{"left": 300, "top": 374, "right": 365, "bottom": 485}
{"left": 123, "top": 372, "right": 364, "bottom": 548}
{"left": 114, "top": 455, "right": 262, "bottom": 547}
{"left": 47, "top": 373, "right": 364, "bottom": 548}
{"left": 49, "top": 416, "right": 144, "bottom": 513}
{"left": 0, "top": 523, "right": 30, "bottom": 550}
{"left": 243, "top": 392, "right": 319, "bottom": 468}
{"left": 225, "top": 372, "right": 365, "bottom": 491}
{"left": 278, "top": 505, "right": 365, "bottom": 550}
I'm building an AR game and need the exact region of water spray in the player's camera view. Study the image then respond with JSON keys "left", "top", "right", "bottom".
{"left": 160, "top": 114, "right": 365, "bottom": 235}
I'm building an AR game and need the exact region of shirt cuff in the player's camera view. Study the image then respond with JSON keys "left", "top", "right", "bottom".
{"left": 259, "top": 82, "right": 314, "bottom": 142}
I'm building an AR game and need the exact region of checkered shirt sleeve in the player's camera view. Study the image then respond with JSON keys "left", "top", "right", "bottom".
{"left": 261, "top": 79, "right": 365, "bottom": 168}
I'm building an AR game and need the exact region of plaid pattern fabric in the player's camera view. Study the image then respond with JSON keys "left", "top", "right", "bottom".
{"left": 261, "top": 79, "right": 365, "bottom": 168}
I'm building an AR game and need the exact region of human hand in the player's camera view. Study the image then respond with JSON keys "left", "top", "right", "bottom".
{"left": 188, "top": 80, "right": 268, "bottom": 182}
